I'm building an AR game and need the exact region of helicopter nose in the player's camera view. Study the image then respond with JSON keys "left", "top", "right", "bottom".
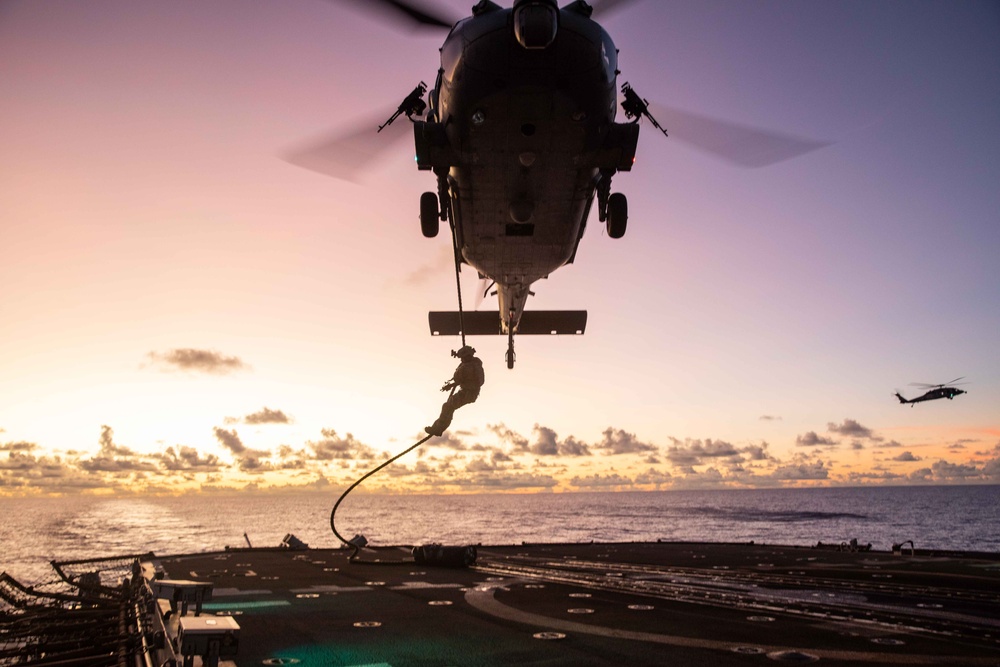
{"left": 514, "top": 1, "right": 558, "bottom": 50}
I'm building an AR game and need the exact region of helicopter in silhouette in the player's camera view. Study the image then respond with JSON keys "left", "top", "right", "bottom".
{"left": 895, "top": 378, "right": 968, "bottom": 406}
{"left": 287, "top": 0, "right": 828, "bottom": 367}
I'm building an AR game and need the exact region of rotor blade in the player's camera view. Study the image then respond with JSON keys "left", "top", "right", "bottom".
{"left": 332, "top": 0, "right": 457, "bottom": 31}
{"left": 909, "top": 377, "right": 966, "bottom": 388}
{"left": 589, "top": 0, "right": 643, "bottom": 19}
{"left": 281, "top": 110, "right": 413, "bottom": 182}
{"left": 646, "top": 103, "right": 832, "bottom": 168}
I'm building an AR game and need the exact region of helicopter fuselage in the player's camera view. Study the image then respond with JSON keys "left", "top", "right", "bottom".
{"left": 895, "top": 387, "right": 967, "bottom": 405}
{"left": 414, "top": 2, "right": 639, "bottom": 332}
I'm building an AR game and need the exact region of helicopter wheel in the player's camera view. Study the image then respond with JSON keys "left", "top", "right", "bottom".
{"left": 420, "top": 192, "right": 439, "bottom": 238}
{"left": 606, "top": 192, "right": 627, "bottom": 239}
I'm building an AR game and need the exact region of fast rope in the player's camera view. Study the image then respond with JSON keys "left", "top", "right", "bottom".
{"left": 450, "top": 218, "right": 466, "bottom": 348}
{"left": 329, "top": 211, "right": 466, "bottom": 562}
{"left": 330, "top": 433, "right": 433, "bottom": 562}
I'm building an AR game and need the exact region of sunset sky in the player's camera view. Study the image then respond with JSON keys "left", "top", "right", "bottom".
{"left": 2, "top": 0, "right": 999, "bottom": 496}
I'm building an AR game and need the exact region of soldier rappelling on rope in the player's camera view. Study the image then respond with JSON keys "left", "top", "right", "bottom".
{"left": 426, "top": 346, "right": 484, "bottom": 437}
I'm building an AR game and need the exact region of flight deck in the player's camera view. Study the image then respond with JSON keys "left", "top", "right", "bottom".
{"left": 134, "top": 541, "right": 1000, "bottom": 667}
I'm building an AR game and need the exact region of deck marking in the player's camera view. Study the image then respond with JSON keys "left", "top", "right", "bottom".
{"left": 289, "top": 585, "right": 372, "bottom": 594}
{"left": 212, "top": 588, "right": 273, "bottom": 597}
{"left": 388, "top": 582, "right": 464, "bottom": 591}
{"left": 464, "top": 579, "right": 998, "bottom": 665}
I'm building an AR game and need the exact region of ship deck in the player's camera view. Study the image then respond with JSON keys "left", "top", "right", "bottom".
{"left": 147, "top": 541, "right": 1000, "bottom": 666}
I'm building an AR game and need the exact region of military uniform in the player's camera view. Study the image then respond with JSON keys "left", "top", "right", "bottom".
{"left": 426, "top": 347, "right": 485, "bottom": 436}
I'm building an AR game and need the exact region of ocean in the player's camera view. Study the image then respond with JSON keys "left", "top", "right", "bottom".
{"left": 2, "top": 484, "right": 998, "bottom": 585}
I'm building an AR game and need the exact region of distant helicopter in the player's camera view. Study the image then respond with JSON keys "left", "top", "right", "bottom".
{"left": 895, "top": 378, "right": 968, "bottom": 406}
{"left": 288, "top": 0, "right": 828, "bottom": 367}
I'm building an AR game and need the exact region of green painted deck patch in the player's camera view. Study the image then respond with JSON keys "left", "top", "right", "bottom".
{"left": 202, "top": 600, "right": 291, "bottom": 611}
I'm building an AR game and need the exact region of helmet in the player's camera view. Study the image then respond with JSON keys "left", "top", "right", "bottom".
{"left": 454, "top": 345, "right": 477, "bottom": 359}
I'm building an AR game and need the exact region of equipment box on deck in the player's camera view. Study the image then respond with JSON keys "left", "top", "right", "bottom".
{"left": 178, "top": 616, "right": 240, "bottom": 658}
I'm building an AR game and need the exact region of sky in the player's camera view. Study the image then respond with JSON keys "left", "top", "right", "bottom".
{"left": 2, "top": 0, "right": 999, "bottom": 497}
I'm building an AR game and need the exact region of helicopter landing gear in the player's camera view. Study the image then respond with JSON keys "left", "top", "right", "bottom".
{"left": 606, "top": 192, "right": 627, "bottom": 239}
{"left": 596, "top": 170, "right": 627, "bottom": 238}
{"left": 420, "top": 192, "right": 439, "bottom": 238}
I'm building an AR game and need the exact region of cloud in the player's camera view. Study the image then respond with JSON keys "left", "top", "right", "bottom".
{"left": 465, "top": 457, "right": 503, "bottom": 473}
{"left": 826, "top": 419, "right": 885, "bottom": 449}
{"left": 1, "top": 451, "right": 112, "bottom": 491}
{"left": 213, "top": 427, "right": 272, "bottom": 472}
{"left": 490, "top": 448, "right": 513, "bottom": 463}
{"left": 743, "top": 442, "right": 773, "bottom": 461}
{"left": 147, "top": 348, "right": 249, "bottom": 374}
{"left": 530, "top": 426, "right": 558, "bottom": 456}
{"left": 440, "top": 446, "right": 516, "bottom": 471}
{"left": 828, "top": 418, "right": 881, "bottom": 441}
{"left": 560, "top": 436, "right": 591, "bottom": 457}
{"left": 845, "top": 470, "right": 908, "bottom": 483}
{"left": 670, "top": 467, "right": 728, "bottom": 489}
{"left": 376, "top": 458, "right": 441, "bottom": 478}
{"left": 1, "top": 451, "right": 47, "bottom": 472}
{"left": 570, "top": 473, "right": 634, "bottom": 488}
{"left": 665, "top": 438, "right": 765, "bottom": 468}
{"left": 428, "top": 431, "right": 467, "bottom": 450}
{"left": 795, "top": 431, "right": 837, "bottom": 447}
{"left": 634, "top": 468, "right": 673, "bottom": 487}
{"left": 528, "top": 425, "right": 592, "bottom": 457}
{"left": 759, "top": 415, "right": 782, "bottom": 421}
{"left": 975, "top": 442, "right": 1000, "bottom": 457}
{"left": 0, "top": 449, "right": 122, "bottom": 492}
{"left": 98, "top": 425, "right": 136, "bottom": 457}
{"left": 157, "top": 446, "right": 224, "bottom": 472}
{"left": 306, "top": 428, "right": 378, "bottom": 461}
{"left": 243, "top": 407, "right": 291, "bottom": 425}
{"left": 665, "top": 444, "right": 700, "bottom": 467}
{"left": 488, "top": 423, "right": 529, "bottom": 450}
{"left": 78, "top": 455, "right": 157, "bottom": 473}
{"left": 982, "top": 455, "right": 1000, "bottom": 480}
{"left": 771, "top": 459, "right": 829, "bottom": 480}
{"left": 891, "top": 451, "right": 922, "bottom": 462}
{"left": 904, "top": 458, "right": 999, "bottom": 483}
{"left": 80, "top": 425, "right": 157, "bottom": 472}
{"left": 214, "top": 427, "right": 248, "bottom": 455}
{"left": 1, "top": 441, "right": 37, "bottom": 452}
{"left": 450, "top": 472, "right": 558, "bottom": 490}
{"left": 594, "top": 427, "right": 656, "bottom": 455}
{"left": 928, "top": 459, "right": 982, "bottom": 480}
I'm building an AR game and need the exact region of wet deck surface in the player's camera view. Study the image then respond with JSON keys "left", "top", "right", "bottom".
{"left": 150, "top": 542, "right": 1000, "bottom": 666}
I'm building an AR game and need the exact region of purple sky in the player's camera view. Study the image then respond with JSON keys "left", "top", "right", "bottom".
{"left": 1, "top": 1, "right": 999, "bottom": 495}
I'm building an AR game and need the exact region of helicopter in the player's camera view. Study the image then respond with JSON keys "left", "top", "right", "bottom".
{"left": 288, "top": 0, "right": 829, "bottom": 368}
{"left": 895, "top": 378, "right": 968, "bottom": 407}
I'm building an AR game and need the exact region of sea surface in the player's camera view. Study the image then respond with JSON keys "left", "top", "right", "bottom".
{"left": 2, "top": 485, "right": 998, "bottom": 585}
